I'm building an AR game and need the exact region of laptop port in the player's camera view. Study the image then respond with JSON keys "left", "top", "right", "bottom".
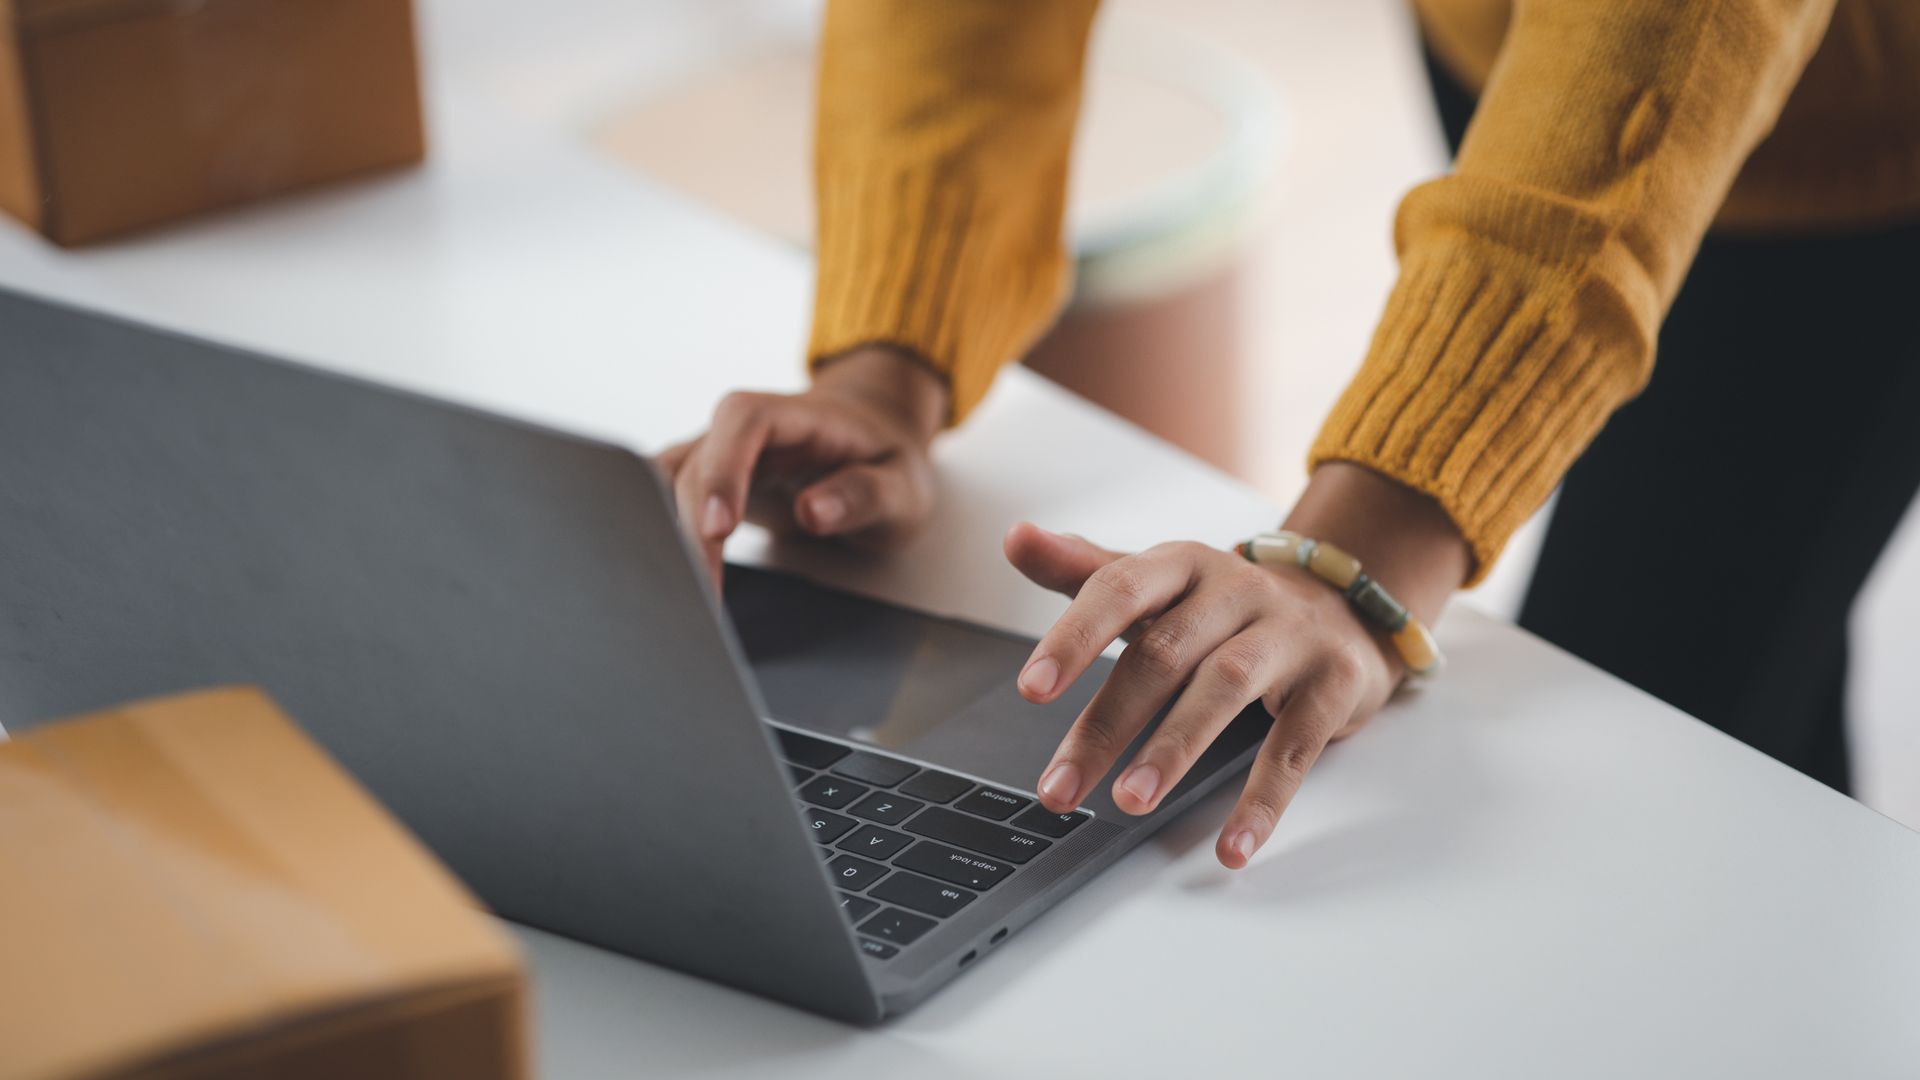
{"left": 990, "top": 928, "right": 1009, "bottom": 945}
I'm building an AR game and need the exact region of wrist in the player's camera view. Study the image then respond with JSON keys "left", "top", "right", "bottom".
{"left": 1280, "top": 462, "right": 1470, "bottom": 629}
{"left": 812, "top": 344, "right": 950, "bottom": 445}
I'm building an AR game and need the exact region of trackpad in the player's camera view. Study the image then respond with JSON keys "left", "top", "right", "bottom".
{"left": 723, "top": 565, "right": 1098, "bottom": 786}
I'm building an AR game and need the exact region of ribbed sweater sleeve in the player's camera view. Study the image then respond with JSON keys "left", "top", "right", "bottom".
{"left": 809, "top": 0, "right": 1099, "bottom": 423}
{"left": 1312, "top": 0, "right": 1836, "bottom": 582}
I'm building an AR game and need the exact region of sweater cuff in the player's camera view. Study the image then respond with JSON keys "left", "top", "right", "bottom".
{"left": 808, "top": 157, "right": 1073, "bottom": 426}
{"left": 1309, "top": 234, "right": 1647, "bottom": 585}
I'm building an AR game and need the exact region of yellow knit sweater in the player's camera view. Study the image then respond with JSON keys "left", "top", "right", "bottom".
{"left": 808, "top": 0, "right": 1920, "bottom": 581}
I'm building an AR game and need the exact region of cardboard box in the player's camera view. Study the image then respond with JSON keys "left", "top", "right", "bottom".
{"left": 0, "top": 0, "right": 424, "bottom": 245}
{"left": 0, "top": 687, "right": 529, "bottom": 1080}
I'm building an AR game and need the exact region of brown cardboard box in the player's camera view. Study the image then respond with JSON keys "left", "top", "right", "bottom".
{"left": 0, "top": 687, "right": 529, "bottom": 1080}
{"left": 0, "top": 0, "right": 424, "bottom": 245}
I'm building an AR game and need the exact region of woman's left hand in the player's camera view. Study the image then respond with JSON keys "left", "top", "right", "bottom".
{"left": 1003, "top": 522, "right": 1401, "bottom": 869}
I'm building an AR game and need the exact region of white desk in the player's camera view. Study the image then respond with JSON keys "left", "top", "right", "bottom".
{"left": 4, "top": 3, "right": 1916, "bottom": 1075}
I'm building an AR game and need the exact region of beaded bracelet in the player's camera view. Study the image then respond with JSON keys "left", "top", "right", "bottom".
{"left": 1235, "top": 530, "right": 1443, "bottom": 677}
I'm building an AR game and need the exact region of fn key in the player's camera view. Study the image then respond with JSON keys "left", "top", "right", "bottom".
{"left": 1011, "top": 805, "right": 1090, "bottom": 838}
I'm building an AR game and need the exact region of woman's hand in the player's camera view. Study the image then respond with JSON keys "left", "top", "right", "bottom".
{"left": 657, "top": 346, "right": 948, "bottom": 584}
{"left": 1006, "top": 463, "right": 1470, "bottom": 868}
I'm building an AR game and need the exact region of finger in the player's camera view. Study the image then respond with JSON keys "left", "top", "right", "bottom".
{"left": 672, "top": 445, "right": 728, "bottom": 588}
{"left": 654, "top": 439, "right": 696, "bottom": 483}
{"left": 657, "top": 439, "right": 720, "bottom": 581}
{"left": 1111, "top": 619, "right": 1301, "bottom": 815}
{"left": 677, "top": 393, "right": 827, "bottom": 585}
{"left": 688, "top": 391, "right": 894, "bottom": 546}
{"left": 1016, "top": 544, "right": 1198, "bottom": 709}
{"left": 676, "top": 392, "right": 780, "bottom": 550}
{"left": 1003, "top": 522, "right": 1127, "bottom": 597}
{"left": 1040, "top": 576, "right": 1262, "bottom": 813}
{"left": 1215, "top": 653, "right": 1366, "bottom": 868}
{"left": 1007, "top": 522, "right": 1157, "bottom": 647}
{"left": 793, "top": 461, "right": 925, "bottom": 539}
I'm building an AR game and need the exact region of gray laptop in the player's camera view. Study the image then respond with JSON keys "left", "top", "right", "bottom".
{"left": 0, "top": 288, "right": 1269, "bottom": 1023}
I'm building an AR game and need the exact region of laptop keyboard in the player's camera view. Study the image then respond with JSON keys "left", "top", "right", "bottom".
{"left": 772, "top": 725, "right": 1090, "bottom": 960}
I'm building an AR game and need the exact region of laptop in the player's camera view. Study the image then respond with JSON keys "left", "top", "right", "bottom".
{"left": 0, "top": 287, "right": 1271, "bottom": 1023}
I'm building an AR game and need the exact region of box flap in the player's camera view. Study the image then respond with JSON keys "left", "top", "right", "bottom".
{"left": 0, "top": 687, "right": 524, "bottom": 1079}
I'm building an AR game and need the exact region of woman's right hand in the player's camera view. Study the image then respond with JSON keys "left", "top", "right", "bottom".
{"left": 657, "top": 345, "right": 948, "bottom": 584}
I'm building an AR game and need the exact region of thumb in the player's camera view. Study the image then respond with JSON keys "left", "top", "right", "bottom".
{"left": 793, "top": 461, "right": 925, "bottom": 540}
{"left": 1002, "top": 522, "right": 1126, "bottom": 597}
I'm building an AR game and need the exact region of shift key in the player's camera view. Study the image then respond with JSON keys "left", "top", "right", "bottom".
{"left": 904, "top": 807, "right": 1051, "bottom": 864}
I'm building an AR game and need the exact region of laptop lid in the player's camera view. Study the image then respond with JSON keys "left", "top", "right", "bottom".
{"left": 0, "top": 288, "right": 881, "bottom": 1023}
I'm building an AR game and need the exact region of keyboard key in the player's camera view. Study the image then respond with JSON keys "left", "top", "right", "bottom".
{"left": 830, "top": 751, "right": 920, "bottom": 788}
{"left": 1011, "top": 806, "right": 1090, "bottom": 838}
{"left": 804, "top": 807, "right": 857, "bottom": 844}
{"left": 798, "top": 774, "right": 869, "bottom": 810}
{"left": 858, "top": 907, "right": 937, "bottom": 946}
{"left": 857, "top": 938, "right": 899, "bottom": 960}
{"left": 893, "top": 842, "right": 1012, "bottom": 891}
{"left": 827, "top": 854, "right": 890, "bottom": 891}
{"left": 904, "top": 807, "right": 1052, "bottom": 864}
{"left": 898, "top": 770, "right": 972, "bottom": 803}
{"left": 848, "top": 791, "right": 924, "bottom": 826}
{"left": 787, "top": 763, "right": 812, "bottom": 784}
{"left": 839, "top": 894, "right": 880, "bottom": 922}
{"left": 953, "top": 786, "right": 1029, "bottom": 821}
{"left": 870, "top": 872, "right": 976, "bottom": 918}
{"left": 775, "top": 728, "right": 851, "bottom": 769}
{"left": 837, "top": 825, "right": 913, "bottom": 861}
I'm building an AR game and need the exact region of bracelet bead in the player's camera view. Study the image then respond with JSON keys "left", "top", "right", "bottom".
{"left": 1236, "top": 529, "right": 1444, "bottom": 678}
{"left": 1347, "top": 575, "right": 1410, "bottom": 631}
{"left": 1244, "top": 532, "right": 1307, "bottom": 567}
{"left": 1307, "top": 542, "right": 1362, "bottom": 589}
{"left": 1391, "top": 619, "right": 1442, "bottom": 677}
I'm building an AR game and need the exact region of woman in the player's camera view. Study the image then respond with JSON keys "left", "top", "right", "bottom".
{"left": 660, "top": 0, "right": 1920, "bottom": 867}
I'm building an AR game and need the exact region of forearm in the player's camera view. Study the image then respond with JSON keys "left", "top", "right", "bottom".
{"left": 1314, "top": 0, "right": 1836, "bottom": 581}
{"left": 810, "top": 0, "right": 1099, "bottom": 425}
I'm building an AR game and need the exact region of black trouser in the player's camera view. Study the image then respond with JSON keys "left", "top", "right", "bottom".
{"left": 1425, "top": 48, "right": 1920, "bottom": 792}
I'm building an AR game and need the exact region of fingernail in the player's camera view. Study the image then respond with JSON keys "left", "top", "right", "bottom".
{"left": 701, "top": 495, "right": 731, "bottom": 538}
{"left": 1018, "top": 656, "right": 1059, "bottom": 697}
{"left": 1118, "top": 764, "right": 1160, "bottom": 807}
{"left": 1038, "top": 762, "right": 1080, "bottom": 806}
{"left": 1232, "top": 830, "right": 1257, "bottom": 862}
{"left": 808, "top": 493, "right": 844, "bottom": 531}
